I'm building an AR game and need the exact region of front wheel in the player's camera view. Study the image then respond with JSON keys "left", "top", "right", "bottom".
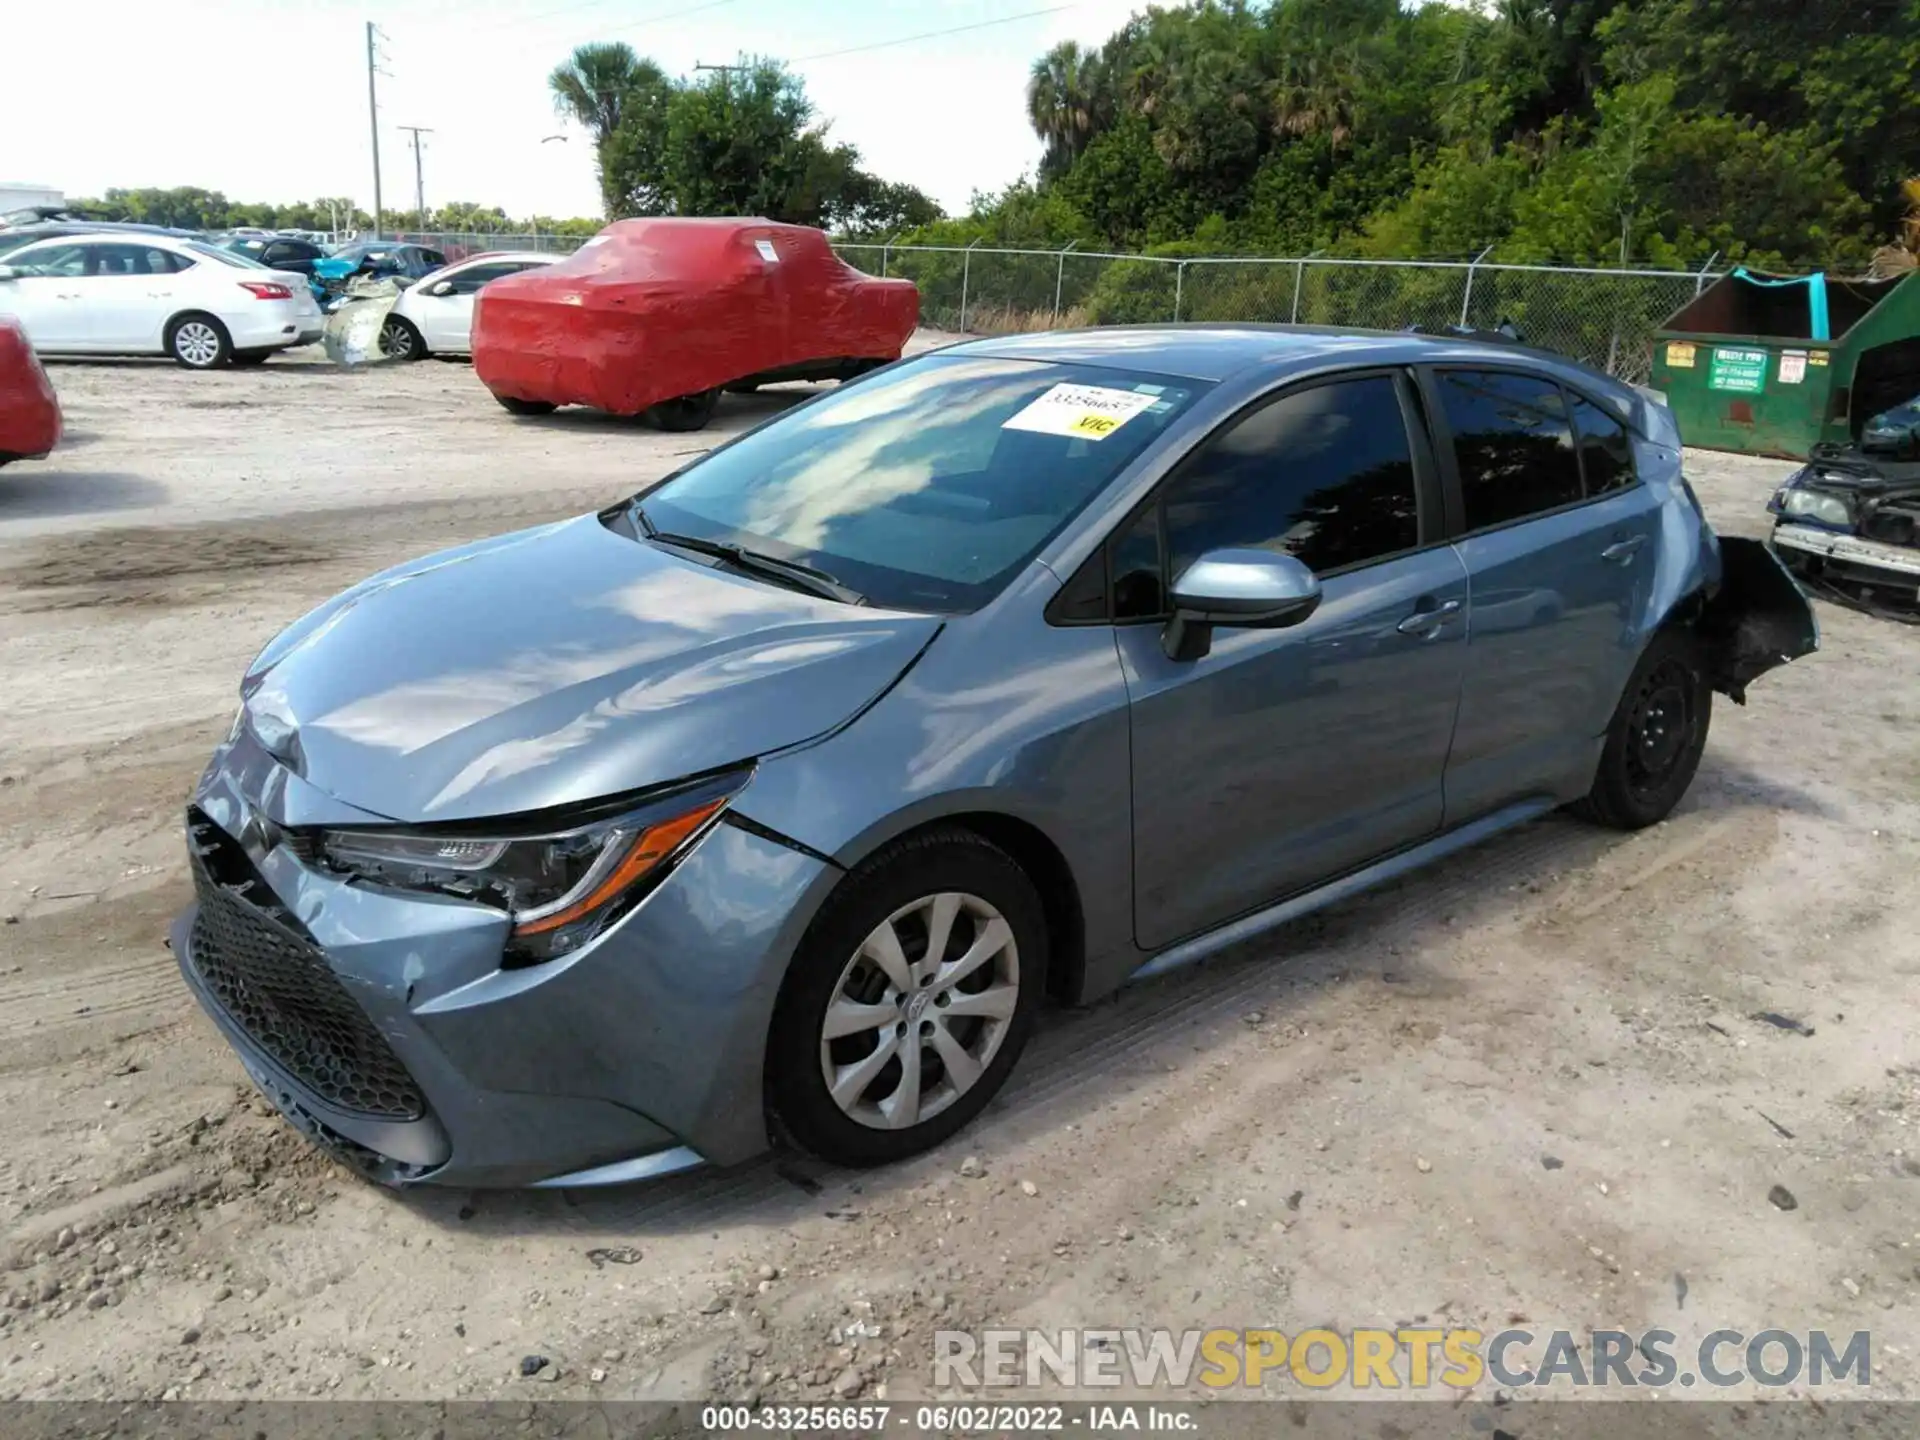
{"left": 167, "top": 314, "right": 232, "bottom": 369}
{"left": 495, "top": 395, "right": 557, "bottom": 416}
{"left": 646, "top": 388, "right": 720, "bottom": 432}
{"left": 768, "top": 829, "right": 1046, "bottom": 1167}
{"left": 379, "top": 317, "right": 425, "bottom": 361}
{"left": 1572, "top": 630, "right": 1712, "bottom": 830}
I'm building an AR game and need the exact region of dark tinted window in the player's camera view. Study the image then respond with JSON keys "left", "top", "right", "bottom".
{"left": 1437, "top": 369, "right": 1582, "bottom": 530}
{"left": 86, "top": 243, "right": 178, "bottom": 276}
{"left": 447, "top": 263, "right": 514, "bottom": 292}
{"left": 1161, "top": 375, "right": 1421, "bottom": 581}
{"left": 1568, "top": 393, "right": 1635, "bottom": 496}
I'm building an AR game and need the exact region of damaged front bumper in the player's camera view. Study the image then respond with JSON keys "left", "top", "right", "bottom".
{"left": 1771, "top": 522, "right": 1920, "bottom": 621}
{"left": 1698, "top": 536, "right": 1820, "bottom": 702}
{"left": 171, "top": 727, "right": 836, "bottom": 1188}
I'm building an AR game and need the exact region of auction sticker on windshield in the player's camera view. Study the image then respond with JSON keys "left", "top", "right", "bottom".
{"left": 1004, "top": 383, "right": 1161, "bottom": 440}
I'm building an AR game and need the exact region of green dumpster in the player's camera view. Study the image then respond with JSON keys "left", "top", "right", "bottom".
{"left": 1650, "top": 270, "right": 1920, "bottom": 458}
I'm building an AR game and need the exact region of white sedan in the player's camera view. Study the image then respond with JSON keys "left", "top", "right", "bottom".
{"left": 377, "top": 251, "right": 557, "bottom": 361}
{"left": 0, "top": 233, "right": 322, "bottom": 368}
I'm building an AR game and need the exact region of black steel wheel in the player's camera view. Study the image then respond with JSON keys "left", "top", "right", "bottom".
{"left": 1572, "top": 631, "right": 1712, "bottom": 830}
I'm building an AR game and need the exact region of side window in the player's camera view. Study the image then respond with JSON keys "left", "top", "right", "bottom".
{"left": 10, "top": 244, "right": 89, "bottom": 277}
{"left": 419, "top": 249, "right": 447, "bottom": 268}
{"left": 1110, "top": 507, "right": 1164, "bottom": 619}
{"left": 1568, "top": 393, "right": 1636, "bottom": 496}
{"left": 1162, "top": 375, "right": 1422, "bottom": 581}
{"left": 1435, "top": 369, "right": 1583, "bottom": 530}
{"left": 450, "top": 263, "right": 510, "bottom": 293}
{"left": 163, "top": 249, "right": 199, "bottom": 273}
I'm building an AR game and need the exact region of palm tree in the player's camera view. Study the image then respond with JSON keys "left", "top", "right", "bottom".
{"left": 549, "top": 43, "right": 666, "bottom": 215}
{"left": 1026, "top": 41, "right": 1106, "bottom": 178}
{"left": 1272, "top": 40, "right": 1365, "bottom": 151}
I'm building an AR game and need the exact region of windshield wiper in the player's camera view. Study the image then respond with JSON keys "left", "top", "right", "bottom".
{"left": 631, "top": 502, "right": 865, "bottom": 606}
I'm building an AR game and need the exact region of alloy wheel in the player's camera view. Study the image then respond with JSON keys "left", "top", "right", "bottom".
{"left": 174, "top": 321, "right": 223, "bottom": 367}
{"left": 819, "top": 891, "right": 1020, "bottom": 1131}
{"left": 380, "top": 320, "right": 415, "bottom": 360}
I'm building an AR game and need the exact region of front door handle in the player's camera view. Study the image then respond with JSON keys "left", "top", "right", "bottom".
{"left": 1397, "top": 597, "right": 1463, "bottom": 637}
{"left": 1601, "top": 534, "right": 1648, "bottom": 564}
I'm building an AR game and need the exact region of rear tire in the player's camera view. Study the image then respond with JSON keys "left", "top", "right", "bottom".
{"left": 1572, "top": 630, "right": 1712, "bottom": 830}
{"left": 495, "top": 395, "right": 557, "bottom": 416}
{"left": 167, "top": 314, "right": 232, "bottom": 370}
{"left": 768, "top": 829, "right": 1046, "bottom": 1167}
{"left": 646, "top": 388, "right": 720, "bottom": 432}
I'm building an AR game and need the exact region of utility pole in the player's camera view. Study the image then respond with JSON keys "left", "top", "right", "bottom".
{"left": 400, "top": 126, "right": 434, "bottom": 229}
{"left": 694, "top": 61, "right": 747, "bottom": 91}
{"left": 365, "top": 21, "right": 384, "bottom": 239}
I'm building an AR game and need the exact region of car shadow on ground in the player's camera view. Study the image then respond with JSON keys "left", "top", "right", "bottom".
{"left": 394, "top": 751, "right": 1821, "bottom": 1241}
{"left": 497, "top": 386, "right": 825, "bottom": 436}
{"left": 0, "top": 470, "right": 169, "bottom": 521}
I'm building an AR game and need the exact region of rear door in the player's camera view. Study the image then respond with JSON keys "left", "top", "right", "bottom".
{"left": 1424, "top": 366, "right": 1662, "bottom": 820}
{"left": 79, "top": 242, "right": 182, "bottom": 350}
{"left": 1116, "top": 370, "right": 1470, "bottom": 950}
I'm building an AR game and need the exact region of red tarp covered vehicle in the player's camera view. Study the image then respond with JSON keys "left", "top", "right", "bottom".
{"left": 471, "top": 217, "right": 919, "bottom": 430}
{"left": 0, "top": 317, "right": 61, "bottom": 467}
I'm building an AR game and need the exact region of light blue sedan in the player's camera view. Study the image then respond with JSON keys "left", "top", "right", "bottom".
{"left": 174, "top": 326, "right": 1817, "bottom": 1188}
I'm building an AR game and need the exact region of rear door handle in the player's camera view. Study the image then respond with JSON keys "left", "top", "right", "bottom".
{"left": 1601, "top": 535, "right": 1648, "bottom": 564}
{"left": 1397, "top": 597, "right": 1462, "bottom": 636}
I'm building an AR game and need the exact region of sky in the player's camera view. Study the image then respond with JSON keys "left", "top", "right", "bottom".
{"left": 3, "top": 0, "right": 1149, "bottom": 223}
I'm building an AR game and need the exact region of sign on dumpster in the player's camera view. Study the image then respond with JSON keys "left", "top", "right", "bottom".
{"left": 1708, "top": 347, "right": 1769, "bottom": 394}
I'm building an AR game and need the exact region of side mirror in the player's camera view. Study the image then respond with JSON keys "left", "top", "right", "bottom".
{"left": 1163, "top": 548, "right": 1322, "bottom": 661}
{"left": 428, "top": 279, "right": 454, "bottom": 296}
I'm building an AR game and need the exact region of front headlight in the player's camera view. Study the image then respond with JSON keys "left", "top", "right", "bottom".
{"left": 1781, "top": 488, "right": 1852, "bottom": 527}
{"left": 314, "top": 772, "right": 746, "bottom": 964}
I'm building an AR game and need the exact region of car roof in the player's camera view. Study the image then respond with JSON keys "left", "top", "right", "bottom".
{"left": 953, "top": 323, "right": 1598, "bottom": 387}
{"left": 452, "top": 251, "right": 555, "bottom": 265}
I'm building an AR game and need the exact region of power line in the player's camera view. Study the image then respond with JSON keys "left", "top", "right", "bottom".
{"left": 471, "top": 0, "right": 740, "bottom": 40}
{"left": 793, "top": 5, "right": 1072, "bottom": 64}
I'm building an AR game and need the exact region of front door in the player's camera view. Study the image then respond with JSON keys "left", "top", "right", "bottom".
{"left": 1117, "top": 372, "right": 1469, "bottom": 951}
{"left": 0, "top": 242, "right": 92, "bottom": 349}
{"left": 1422, "top": 367, "right": 1663, "bottom": 819}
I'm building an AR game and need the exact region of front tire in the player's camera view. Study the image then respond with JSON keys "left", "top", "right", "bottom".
{"left": 379, "top": 316, "right": 425, "bottom": 361}
{"left": 495, "top": 395, "right": 557, "bottom": 416}
{"left": 1573, "top": 630, "right": 1712, "bottom": 830}
{"left": 768, "top": 829, "right": 1047, "bottom": 1167}
{"left": 646, "top": 388, "right": 720, "bottom": 432}
{"left": 167, "top": 314, "right": 232, "bottom": 369}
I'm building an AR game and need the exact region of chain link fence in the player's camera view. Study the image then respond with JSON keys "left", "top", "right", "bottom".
{"left": 833, "top": 242, "right": 1721, "bottom": 386}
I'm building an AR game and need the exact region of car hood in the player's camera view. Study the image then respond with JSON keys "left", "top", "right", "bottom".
{"left": 239, "top": 514, "right": 939, "bottom": 823}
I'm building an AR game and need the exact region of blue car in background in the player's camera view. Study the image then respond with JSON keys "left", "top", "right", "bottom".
{"left": 172, "top": 326, "right": 1817, "bottom": 1189}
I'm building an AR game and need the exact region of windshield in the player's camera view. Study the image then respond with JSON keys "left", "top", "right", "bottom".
{"left": 1869, "top": 402, "right": 1920, "bottom": 427}
{"left": 636, "top": 352, "right": 1207, "bottom": 613}
{"left": 186, "top": 240, "right": 267, "bottom": 269}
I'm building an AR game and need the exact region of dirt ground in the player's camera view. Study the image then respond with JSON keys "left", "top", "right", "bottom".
{"left": 0, "top": 343, "right": 1916, "bottom": 1412}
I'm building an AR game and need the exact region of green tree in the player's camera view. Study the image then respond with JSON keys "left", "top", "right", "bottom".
{"left": 549, "top": 42, "right": 670, "bottom": 217}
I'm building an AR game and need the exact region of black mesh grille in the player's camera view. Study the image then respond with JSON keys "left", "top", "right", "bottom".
{"left": 186, "top": 816, "right": 426, "bottom": 1121}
